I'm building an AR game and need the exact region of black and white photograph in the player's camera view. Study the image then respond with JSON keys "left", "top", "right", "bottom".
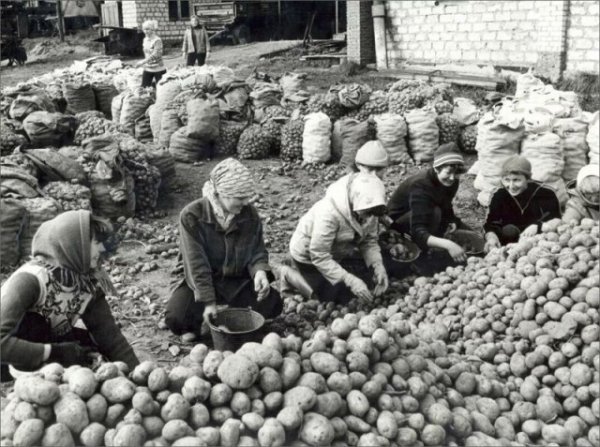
{"left": 0, "top": 0, "right": 599, "bottom": 446}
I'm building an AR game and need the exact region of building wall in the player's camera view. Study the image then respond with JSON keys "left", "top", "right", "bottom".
{"left": 122, "top": 0, "right": 191, "bottom": 44}
{"left": 566, "top": 0, "right": 600, "bottom": 73}
{"left": 347, "top": 1, "right": 376, "bottom": 64}
{"left": 348, "top": 0, "right": 599, "bottom": 78}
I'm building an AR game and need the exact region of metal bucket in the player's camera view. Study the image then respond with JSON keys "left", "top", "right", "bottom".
{"left": 208, "top": 308, "right": 265, "bottom": 352}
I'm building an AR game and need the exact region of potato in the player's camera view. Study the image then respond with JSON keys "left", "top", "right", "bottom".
{"left": 239, "top": 412, "right": 263, "bottom": 432}
{"left": 54, "top": 393, "right": 89, "bottom": 435}
{"left": 87, "top": 393, "right": 108, "bottom": 423}
{"left": 259, "top": 367, "right": 283, "bottom": 394}
{"left": 79, "top": 422, "right": 107, "bottom": 447}
{"left": 263, "top": 392, "right": 283, "bottom": 413}
{"left": 262, "top": 333, "right": 284, "bottom": 353}
{"left": 494, "top": 416, "right": 515, "bottom": 441}
{"left": 40, "top": 363, "right": 64, "bottom": 380}
{"left": 347, "top": 390, "right": 370, "bottom": 418}
{"left": 67, "top": 367, "right": 97, "bottom": 399}
{"left": 331, "top": 318, "right": 352, "bottom": 338}
{"left": 113, "top": 424, "right": 146, "bottom": 447}
{"left": 171, "top": 436, "right": 205, "bottom": 447}
{"left": 41, "top": 423, "right": 75, "bottom": 447}
{"left": 13, "top": 401, "right": 36, "bottom": 422}
{"left": 421, "top": 424, "right": 445, "bottom": 446}
{"left": 376, "top": 410, "right": 398, "bottom": 440}
{"left": 36, "top": 405, "right": 54, "bottom": 425}
{"left": 147, "top": 368, "right": 169, "bottom": 393}
{"left": 95, "top": 363, "right": 120, "bottom": 382}
{"left": 104, "top": 428, "right": 116, "bottom": 447}
{"left": 238, "top": 435, "right": 259, "bottom": 447}
{"left": 100, "top": 377, "right": 136, "bottom": 404}
{"left": 277, "top": 406, "right": 303, "bottom": 430}
{"left": 255, "top": 418, "right": 284, "bottom": 447}
{"left": 344, "top": 415, "right": 371, "bottom": 434}
{"left": 168, "top": 366, "right": 194, "bottom": 392}
{"left": 142, "top": 416, "right": 165, "bottom": 439}
{"left": 195, "top": 427, "right": 220, "bottom": 446}
{"left": 131, "top": 361, "right": 157, "bottom": 386}
{"left": 280, "top": 358, "right": 301, "bottom": 390}
{"left": 188, "top": 403, "right": 210, "bottom": 430}
{"left": 327, "top": 372, "right": 352, "bottom": 397}
{"left": 162, "top": 420, "right": 194, "bottom": 443}
{"left": 211, "top": 407, "right": 233, "bottom": 425}
{"left": 330, "top": 417, "right": 347, "bottom": 439}
{"left": 14, "top": 376, "right": 60, "bottom": 406}
{"left": 161, "top": 393, "right": 190, "bottom": 421}
{"left": 13, "top": 418, "right": 44, "bottom": 447}
{"left": 238, "top": 343, "right": 283, "bottom": 369}
{"left": 315, "top": 392, "right": 343, "bottom": 418}
{"left": 182, "top": 376, "right": 211, "bottom": 404}
{"left": 542, "top": 424, "right": 574, "bottom": 446}
{"left": 230, "top": 392, "right": 251, "bottom": 417}
{"left": 297, "top": 372, "right": 327, "bottom": 393}
{"left": 203, "top": 351, "right": 225, "bottom": 380}
{"left": 426, "top": 402, "right": 452, "bottom": 426}
{"left": 300, "top": 412, "right": 335, "bottom": 446}
{"left": 217, "top": 354, "right": 259, "bottom": 390}
{"left": 220, "top": 418, "right": 243, "bottom": 447}
{"left": 132, "top": 392, "right": 158, "bottom": 416}
{"left": 189, "top": 344, "right": 209, "bottom": 364}
{"left": 105, "top": 404, "right": 127, "bottom": 428}
{"left": 283, "top": 386, "right": 317, "bottom": 411}
{"left": 450, "top": 413, "right": 471, "bottom": 438}
{"left": 310, "top": 352, "right": 340, "bottom": 377}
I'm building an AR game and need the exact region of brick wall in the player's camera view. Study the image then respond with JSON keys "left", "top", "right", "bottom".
{"left": 566, "top": 0, "right": 600, "bottom": 73}
{"left": 121, "top": 0, "right": 191, "bottom": 44}
{"left": 348, "top": 0, "right": 599, "bottom": 79}
{"left": 347, "top": 1, "right": 376, "bottom": 65}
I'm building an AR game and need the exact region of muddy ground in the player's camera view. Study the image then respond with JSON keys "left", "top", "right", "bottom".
{"left": 1, "top": 35, "right": 487, "bottom": 371}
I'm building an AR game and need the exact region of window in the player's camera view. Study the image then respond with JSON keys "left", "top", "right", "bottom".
{"left": 168, "top": 0, "right": 190, "bottom": 21}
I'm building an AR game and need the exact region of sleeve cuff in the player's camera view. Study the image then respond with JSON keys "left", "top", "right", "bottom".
{"left": 248, "top": 262, "right": 271, "bottom": 279}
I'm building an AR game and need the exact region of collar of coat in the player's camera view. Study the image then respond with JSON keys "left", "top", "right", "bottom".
{"left": 195, "top": 197, "right": 252, "bottom": 233}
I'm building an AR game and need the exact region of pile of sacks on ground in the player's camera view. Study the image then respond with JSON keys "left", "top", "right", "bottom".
{"left": 0, "top": 58, "right": 175, "bottom": 268}
{"left": 470, "top": 71, "right": 600, "bottom": 207}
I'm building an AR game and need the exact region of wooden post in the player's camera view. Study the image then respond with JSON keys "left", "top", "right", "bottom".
{"left": 56, "top": 0, "right": 65, "bottom": 42}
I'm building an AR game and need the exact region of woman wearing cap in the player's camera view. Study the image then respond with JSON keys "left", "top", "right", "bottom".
{"left": 280, "top": 172, "right": 389, "bottom": 305}
{"left": 182, "top": 15, "right": 211, "bottom": 66}
{"left": 165, "top": 158, "right": 282, "bottom": 339}
{"left": 354, "top": 140, "right": 390, "bottom": 179}
{"left": 0, "top": 210, "right": 139, "bottom": 379}
{"left": 137, "top": 20, "right": 166, "bottom": 87}
{"left": 562, "top": 164, "right": 599, "bottom": 223}
{"left": 387, "top": 143, "right": 471, "bottom": 264}
{"left": 484, "top": 155, "right": 561, "bottom": 250}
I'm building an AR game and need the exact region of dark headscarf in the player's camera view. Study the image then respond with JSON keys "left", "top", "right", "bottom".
{"left": 32, "top": 210, "right": 116, "bottom": 295}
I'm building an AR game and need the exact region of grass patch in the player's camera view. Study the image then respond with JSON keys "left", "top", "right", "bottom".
{"left": 556, "top": 72, "right": 600, "bottom": 112}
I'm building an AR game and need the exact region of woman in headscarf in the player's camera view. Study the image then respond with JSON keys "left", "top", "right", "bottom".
{"left": 280, "top": 172, "right": 389, "bottom": 305}
{"left": 0, "top": 210, "right": 139, "bottom": 379}
{"left": 165, "top": 158, "right": 282, "bottom": 339}
{"left": 182, "top": 15, "right": 211, "bottom": 67}
{"left": 563, "top": 164, "right": 599, "bottom": 223}
{"left": 137, "top": 20, "right": 166, "bottom": 88}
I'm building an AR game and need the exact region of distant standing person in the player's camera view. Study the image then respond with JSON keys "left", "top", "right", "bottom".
{"left": 138, "top": 20, "right": 166, "bottom": 88}
{"left": 182, "top": 15, "right": 211, "bottom": 66}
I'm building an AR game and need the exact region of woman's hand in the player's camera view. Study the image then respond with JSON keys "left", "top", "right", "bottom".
{"left": 522, "top": 224, "right": 538, "bottom": 238}
{"left": 484, "top": 232, "right": 501, "bottom": 253}
{"left": 254, "top": 270, "right": 270, "bottom": 302}
{"left": 372, "top": 264, "right": 389, "bottom": 297}
{"left": 446, "top": 240, "right": 467, "bottom": 263}
{"left": 344, "top": 274, "right": 373, "bottom": 304}
{"left": 203, "top": 303, "right": 217, "bottom": 323}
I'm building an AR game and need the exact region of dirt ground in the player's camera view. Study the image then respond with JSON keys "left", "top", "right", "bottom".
{"left": 0, "top": 35, "right": 487, "bottom": 372}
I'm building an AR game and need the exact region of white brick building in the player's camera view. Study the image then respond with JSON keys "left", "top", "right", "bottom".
{"left": 348, "top": 0, "right": 600, "bottom": 80}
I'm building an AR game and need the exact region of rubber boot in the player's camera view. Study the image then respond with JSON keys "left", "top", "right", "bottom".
{"left": 279, "top": 266, "right": 315, "bottom": 300}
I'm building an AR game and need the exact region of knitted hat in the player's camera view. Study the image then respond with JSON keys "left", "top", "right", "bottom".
{"left": 433, "top": 143, "right": 464, "bottom": 169}
{"left": 502, "top": 155, "right": 532, "bottom": 178}
{"left": 355, "top": 141, "right": 389, "bottom": 168}
{"left": 350, "top": 172, "right": 387, "bottom": 212}
{"left": 210, "top": 158, "right": 255, "bottom": 198}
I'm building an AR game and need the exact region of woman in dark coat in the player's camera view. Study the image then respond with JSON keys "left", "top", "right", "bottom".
{"left": 0, "top": 210, "right": 139, "bottom": 379}
{"left": 484, "top": 155, "right": 561, "bottom": 250}
{"left": 165, "top": 158, "right": 282, "bottom": 340}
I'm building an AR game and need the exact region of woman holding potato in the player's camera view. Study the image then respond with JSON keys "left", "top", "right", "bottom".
{"left": 281, "top": 172, "right": 389, "bottom": 305}
{"left": 165, "top": 158, "right": 282, "bottom": 340}
{"left": 0, "top": 210, "right": 139, "bottom": 380}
